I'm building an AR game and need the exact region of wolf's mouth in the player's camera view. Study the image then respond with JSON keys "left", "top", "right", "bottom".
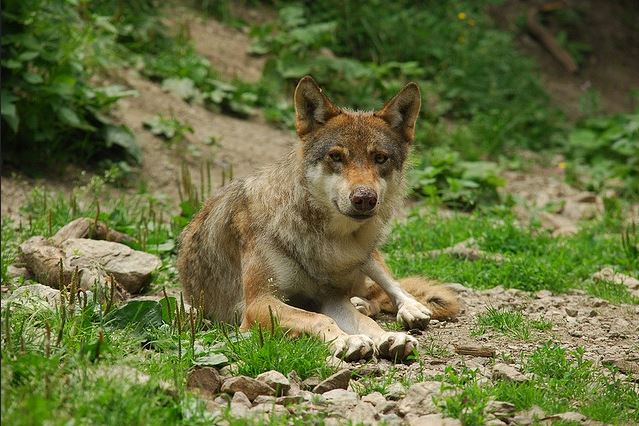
{"left": 332, "top": 200, "right": 375, "bottom": 221}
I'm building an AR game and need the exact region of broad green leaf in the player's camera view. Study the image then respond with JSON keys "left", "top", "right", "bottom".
{"left": 104, "top": 124, "right": 142, "bottom": 163}
{"left": 24, "top": 72, "right": 43, "bottom": 84}
{"left": 104, "top": 300, "right": 165, "bottom": 331}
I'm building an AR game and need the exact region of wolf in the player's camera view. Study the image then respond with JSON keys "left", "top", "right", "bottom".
{"left": 177, "top": 76, "right": 460, "bottom": 361}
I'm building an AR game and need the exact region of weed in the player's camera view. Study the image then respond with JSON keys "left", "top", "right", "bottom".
{"left": 473, "top": 307, "right": 532, "bottom": 340}
{"left": 421, "top": 336, "right": 451, "bottom": 358}
{"left": 353, "top": 368, "right": 398, "bottom": 396}
{"left": 437, "top": 366, "right": 491, "bottom": 425}
{"left": 221, "top": 323, "right": 334, "bottom": 381}
{"left": 585, "top": 279, "right": 639, "bottom": 305}
{"left": 143, "top": 113, "right": 194, "bottom": 145}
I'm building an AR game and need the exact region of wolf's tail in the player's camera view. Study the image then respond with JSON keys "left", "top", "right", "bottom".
{"left": 399, "top": 277, "right": 461, "bottom": 320}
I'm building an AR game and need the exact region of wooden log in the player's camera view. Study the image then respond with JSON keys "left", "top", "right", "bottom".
{"left": 454, "top": 344, "right": 496, "bottom": 357}
{"left": 526, "top": 7, "right": 578, "bottom": 73}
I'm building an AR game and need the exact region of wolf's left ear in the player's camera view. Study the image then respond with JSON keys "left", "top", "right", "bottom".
{"left": 294, "top": 76, "right": 341, "bottom": 137}
{"left": 375, "top": 83, "right": 421, "bottom": 142}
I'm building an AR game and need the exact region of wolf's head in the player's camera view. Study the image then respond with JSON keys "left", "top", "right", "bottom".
{"left": 294, "top": 76, "right": 421, "bottom": 226}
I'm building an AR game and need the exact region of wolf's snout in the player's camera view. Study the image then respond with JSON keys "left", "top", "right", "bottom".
{"left": 350, "top": 187, "right": 378, "bottom": 212}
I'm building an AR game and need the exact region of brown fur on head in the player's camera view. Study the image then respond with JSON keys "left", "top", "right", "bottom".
{"left": 294, "top": 76, "right": 421, "bottom": 226}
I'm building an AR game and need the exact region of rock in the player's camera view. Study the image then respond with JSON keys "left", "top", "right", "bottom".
{"left": 250, "top": 403, "right": 289, "bottom": 417}
{"left": 592, "top": 268, "right": 639, "bottom": 289}
{"left": 229, "top": 391, "right": 251, "bottom": 418}
{"left": 19, "top": 236, "right": 160, "bottom": 294}
{"left": 61, "top": 238, "right": 160, "bottom": 293}
{"left": 312, "top": 369, "right": 351, "bottom": 394}
{"left": 221, "top": 375, "right": 276, "bottom": 401}
{"left": 275, "top": 395, "right": 304, "bottom": 406}
{"left": 361, "top": 391, "right": 386, "bottom": 407}
{"left": 186, "top": 367, "right": 222, "bottom": 399}
{"left": 565, "top": 307, "right": 578, "bottom": 317}
{"left": 301, "top": 375, "right": 321, "bottom": 390}
{"left": 545, "top": 411, "right": 587, "bottom": 422}
{"left": 512, "top": 405, "right": 546, "bottom": 425}
{"left": 378, "top": 413, "right": 402, "bottom": 425}
{"left": 535, "top": 290, "right": 552, "bottom": 298}
{"left": 256, "top": 370, "right": 290, "bottom": 396}
{"left": 253, "top": 395, "right": 276, "bottom": 405}
{"left": 286, "top": 371, "right": 302, "bottom": 396}
{"left": 350, "top": 401, "right": 377, "bottom": 425}
{"left": 405, "top": 413, "right": 461, "bottom": 426}
{"left": 326, "top": 355, "right": 348, "bottom": 369}
{"left": 377, "top": 400, "right": 397, "bottom": 414}
{"left": 385, "top": 382, "right": 407, "bottom": 400}
{"left": 7, "top": 283, "right": 61, "bottom": 306}
{"left": 485, "top": 400, "right": 517, "bottom": 420}
{"left": 602, "top": 359, "right": 639, "bottom": 376}
{"left": 397, "top": 381, "right": 441, "bottom": 416}
{"left": 52, "top": 217, "right": 134, "bottom": 246}
{"left": 492, "top": 363, "right": 528, "bottom": 382}
{"left": 322, "top": 388, "right": 359, "bottom": 404}
{"left": 7, "top": 264, "right": 32, "bottom": 280}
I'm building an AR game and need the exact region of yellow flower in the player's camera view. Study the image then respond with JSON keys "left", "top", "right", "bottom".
{"left": 457, "top": 12, "right": 467, "bottom": 20}
{"left": 558, "top": 161, "right": 567, "bottom": 170}
{"left": 468, "top": 19, "right": 476, "bottom": 27}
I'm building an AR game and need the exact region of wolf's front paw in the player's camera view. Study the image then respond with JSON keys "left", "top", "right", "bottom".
{"left": 375, "top": 332, "right": 418, "bottom": 361}
{"left": 397, "top": 301, "right": 432, "bottom": 330}
{"left": 331, "top": 334, "right": 376, "bottom": 362}
{"left": 350, "top": 296, "right": 373, "bottom": 316}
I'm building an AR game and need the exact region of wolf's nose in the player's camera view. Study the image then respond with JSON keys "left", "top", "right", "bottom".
{"left": 350, "top": 187, "right": 378, "bottom": 212}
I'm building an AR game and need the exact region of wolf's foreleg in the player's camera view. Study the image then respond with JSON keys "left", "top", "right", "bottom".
{"left": 361, "top": 255, "right": 432, "bottom": 330}
{"left": 321, "top": 295, "right": 418, "bottom": 360}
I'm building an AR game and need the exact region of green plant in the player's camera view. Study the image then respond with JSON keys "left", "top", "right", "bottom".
{"left": 473, "top": 307, "right": 532, "bottom": 340}
{"left": 1, "top": 0, "right": 140, "bottom": 168}
{"left": 437, "top": 366, "right": 491, "bottom": 425}
{"left": 221, "top": 323, "right": 334, "bottom": 381}
{"left": 565, "top": 111, "right": 639, "bottom": 197}
{"left": 408, "top": 146, "right": 504, "bottom": 210}
{"left": 143, "top": 114, "right": 194, "bottom": 144}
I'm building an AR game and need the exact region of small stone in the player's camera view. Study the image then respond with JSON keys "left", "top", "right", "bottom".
{"left": 385, "top": 383, "right": 407, "bottom": 400}
{"left": 485, "top": 400, "right": 517, "bottom": 420}
{"left": 221, "top": 375, "right": 276, "bottom": 401}
{"left": 565, "top": 307, "right": 578, "bottom": 317}
{"left": 602, "top": 359, "right": 639, "bottom": 375}
{"left": 286, "top": 370, "right": 302, "bottom": 395}
{"left": 256, "top": 370, "right": 290, "bottom": 396}
{"left": 7, "top": 264, "right": 31, "bottom": 280}
{"left": 186, "top": 367, "right": 222, "bottom": 399}
{"left": 351, "top": 401, "right": 377, "bottom": 425}
{"left": 378, "top": 413, "right": 402, "bottom": 425}
{"left": 275, "top": 395, "right": 304, "bottom": 406}
{"left": 512, "top": 405, "right": 546, "bottom": 425}
{"left": 312, "top": 369, "right": 351, "bottom": 394}
{"left": 250, "top": 403, "right": 289, "bottom": 417}
{"left": 377, "top": 400, "right": 397, "bottom": 414}
{"left": 405, "top": 413, "right": 461, "bottom": 426}
{"left": 535, "top": 290, "right": 552, "bottom": 299}
{"left": 550, "top": 411, "right": 587, "bottom": 422}
{"left": 492, "top": 363, "right": 528, "bottom": 382}
{"left": 301, "top": 375, "right": 321, "bottom": 390}
{"left": 361, "top": 391, "right": 386, "bottom": 407}
{"left": 229, "top": 391, "right": 251, "bottom": 418}
{"left": 322, "top": 388, "right": 359, "bottom": 404}
{"left": 398, "top": 381, "right": 441, "bottom": 416}
{"left": 253, "top": 395, "right": 276, "bottom": 405}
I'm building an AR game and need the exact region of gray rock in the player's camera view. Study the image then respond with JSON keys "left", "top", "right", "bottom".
{"left": 492, "top": 363, "right": 528, "bottom": 382}
{"left": 221, "top": 375, "right": 276, "bottom": 401}
{"left": 7, "top": 283, "right": 61, "bottom": 306}
{"left": 322, "top": 388, "right": 359, "bottom": 404}
{"left": 405, "top": 413, "right": 461, "bottom": 426}
{"left": 229, "top": 391, "right": 251, "bottom": 418}
{"left": 549, "top": 411, "right": 588, "bottom": 423}
{"left": 186, "top": 367, "right": 222, "bottom": 399}
{"left": 312, "top": 368, "right": 351, "bottom": 394}
{"left": 397, "top": 381, "right": 441, "bottom": 416}
{"left": 256, "top": 370, "right": 290, "bottom": 396}
{"left": 361, "top": 391, "right": 386, "bottom": 407}
{"left": 250, "top": 403, "right": 289, "bottom": 417}
{"left": 565, "top": 307, "right": 578, "bottom": 317}
{"left": 62, "top": 238, "right": 160, "bottom": 293}
{"left": 253, "top": 395, "right": 276, "bottom": 405}
{"left": 512, "top": 405, "right": 546, "bottom": 425}
{"left": 350, "top": 401, "right": 377, "bottom": 425}
{"left": 385, "top": 382, "right": 407, "bottom": 400}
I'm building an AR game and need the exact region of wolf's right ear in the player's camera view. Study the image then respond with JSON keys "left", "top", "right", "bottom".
{"left": 294, "top": 76, "right": 340, "bottom": 137}
{"left": 375, "top": 83, "right": 421, "bottom": 143}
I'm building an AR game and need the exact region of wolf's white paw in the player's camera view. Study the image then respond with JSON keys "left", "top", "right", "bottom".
{"left": 375, "top": 332, "right": 418, "bottom": 361}
{"left": 350, "top": 296, "right": 373, "bottom": 316}
{"left": 397, "top": 301, "right": 432, "bottom": 330}
{"left": 331, "top": 334, "right": 376, "bottom": 362}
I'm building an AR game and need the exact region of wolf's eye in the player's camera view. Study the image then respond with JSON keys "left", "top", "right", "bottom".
{"left": 329, "top": 152, "right": 343, "bottom": 162}
{"left": 374, "top": 153, "right": 388, "bottom": 164}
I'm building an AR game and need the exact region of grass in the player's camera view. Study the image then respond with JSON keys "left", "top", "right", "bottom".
{"left": 221, "top": 323, "right": 333, "bottom": 381}
{"left": 384, "top": 209, "right": 638, "bottom": 298}
{"left": 438, "top": 343, "right": 639, "bottom": 425}
{"left": 586, "top": 279, "right": 639, "bottom": 304}
{"left": 472, "top": 307, "right": 553, "bottom": 340}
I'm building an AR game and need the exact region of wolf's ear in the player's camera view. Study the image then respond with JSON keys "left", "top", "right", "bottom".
{"left": 375, "top": 83, "right": 421, "bottom": 142}
{"left": 294, "top": 76, "right": 340, "bottom": 137}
